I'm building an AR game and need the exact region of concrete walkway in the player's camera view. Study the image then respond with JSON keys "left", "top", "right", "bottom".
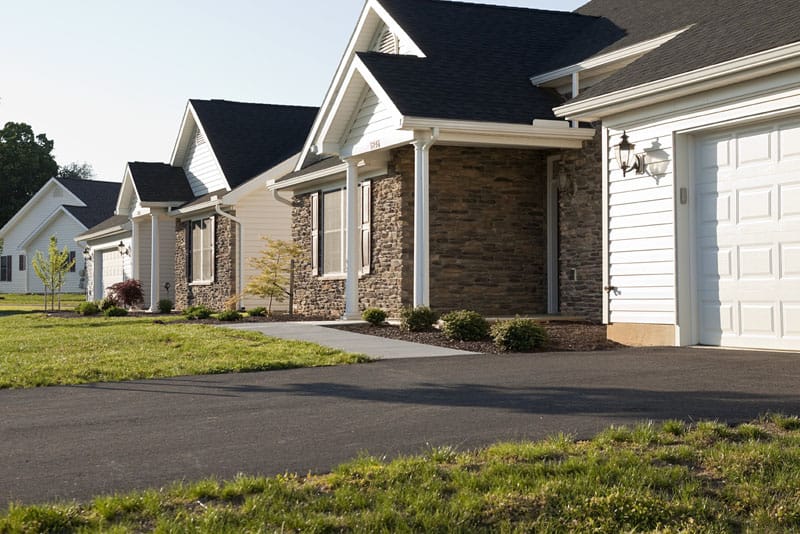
{"left": 223, "top": 321, "right": 480, "bottom": 359}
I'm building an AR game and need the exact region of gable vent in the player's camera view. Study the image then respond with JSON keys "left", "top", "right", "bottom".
{"left": 194, "top": 128, "right": 207, "bottom": 146}
{"left": 371, "top": 25, "right": 399, "bottom": 54}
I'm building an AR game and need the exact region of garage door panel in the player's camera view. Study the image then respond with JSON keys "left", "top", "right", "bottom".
{"left": 695, "top": 122, "right": 800, "bottom": 350}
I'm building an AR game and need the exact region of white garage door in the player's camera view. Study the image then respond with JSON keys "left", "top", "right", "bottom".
{"left": 101, "top": 249, "right": 124, "bottom": 294}
{"left": 695, "top": 121, "right": 800, "bottom": 350}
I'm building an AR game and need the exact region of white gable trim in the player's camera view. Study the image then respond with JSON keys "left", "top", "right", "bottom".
{"left": 115, "top": 166, "right": 139, "bottom": 215}
{"left": 0, "top": 179, "right": 82, "bottom": 238}
{"left": 222, "top": 153, "right": 300, "bottom": 205}
{"left": 74, "top": 221, "right": 131, "bottom": 243}
{"left": 18, "top": 206, "right": 86, "bottom": 249}
{"left": 295, "top": 0, "right": 424, "bottom": 172}
{"left": 316, "top": 55, "right": 403, "bottom": 156}
{"left": 556, "top": 40, "right": 800, "bottom": 122}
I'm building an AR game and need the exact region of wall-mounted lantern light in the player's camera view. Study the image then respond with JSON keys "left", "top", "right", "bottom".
{"left": 615, "top": 131, "right": 646, "bottom": 177}
{"left": 117, "top": 241, "right": 130, "bottom": 256}
{"left": 82, "top": 247, "right": 93, "bottom": 261}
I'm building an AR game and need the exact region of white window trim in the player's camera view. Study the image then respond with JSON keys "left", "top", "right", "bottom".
{"left": 189, "top": 216, "right": 215, "bottom": 285}
{"left": 312, "top": 180, "right": 372, "bottom": 278}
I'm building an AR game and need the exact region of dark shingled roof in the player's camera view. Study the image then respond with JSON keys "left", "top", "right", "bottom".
{"left": 573, "top": 0, "right": 800, "bottom": 101}
{"left": 78, "top": 215, "right": 130, "bottom": 238}
{"left": 54, "top": 177, "right": 121, "bottom": 229}
{"left": 357, "top": 0, "right": 623, "bottom": 124}
{"left": 127, "top": 162, "right": 195, "bottom": 203}
{"left": 190, "top": 100, "right": 319, "bottom": 189}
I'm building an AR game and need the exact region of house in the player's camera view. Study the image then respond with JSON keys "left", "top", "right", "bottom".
{"left": 0, "top": 177, "right": 120, "bottom": 294}
{"left": 269, "top": 0, "right": 623, "bottom": 320}
{"left": 77, "top": 99, "right": 318, "bottom": 311}
{"left": 546, "top": 0, "right": 800, "bottom": 351}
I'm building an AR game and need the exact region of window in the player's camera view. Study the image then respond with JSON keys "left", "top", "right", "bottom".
{"left": 18, "top": 255, "right": 26, "bottom": 272}
{"left": 311, "top": 181, "right": 371, "bottom": 276}
{"left": 68, "top": 251, "right": 76, "bottom": 272}
{"left": 190, "top": 217, "right": 214, "bottom": 283}
{"left": 0, "top": 256, "right": 11, "bottom": 282}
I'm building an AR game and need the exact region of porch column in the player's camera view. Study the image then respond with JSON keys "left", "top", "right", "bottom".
{"left": 149, "top": 212, "right": 160, "bottom": 312}
{"left": 412, "top": 134, "right": 435, "bottom": 308}
{"left": 343, "top": 159, "right": 360, "bottom": 319}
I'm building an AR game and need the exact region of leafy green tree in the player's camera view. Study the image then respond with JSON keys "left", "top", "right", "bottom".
{"left": 0, "top": 122, "right": 58, "bottom": 227}
{"left": 31, "top": 236, "right": 75, "bottom": 311}
{"left": 57, "top": 161, "right": 95, "bottom": 181}
{"left": 244, "top": 237, "right": 302, "bottom": 315}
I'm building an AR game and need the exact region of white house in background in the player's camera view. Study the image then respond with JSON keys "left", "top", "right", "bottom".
{"left": 0, "top": 177, "right": 120, "bottom": 294}
{"left": 550, "top": 0, "right": 800, "bottom": 351}
{"left": 78, "top": 99, "right": 318, "bottom": 311}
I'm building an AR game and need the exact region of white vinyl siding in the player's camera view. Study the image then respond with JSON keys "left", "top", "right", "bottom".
{"left": 24, "top": 212, "right": 88, "bottom": 294}
{"left": 190, "top": 217, "right": 214, "bottom": 283}
{"left": 607, "top": 131, "right": 676, "bottom": 325}
{"left": 342, "top": 88, "right": 397, "bottom": 154}
{"left": 236, "top": 187, "right": 292, "bottom": 310}
{"left": 184, "top": 127, "right": 226, "bottom": 196}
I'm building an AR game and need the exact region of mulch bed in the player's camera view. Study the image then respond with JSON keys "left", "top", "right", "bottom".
{"left": 331, "top": 322, "right": 625, "bottom": 354}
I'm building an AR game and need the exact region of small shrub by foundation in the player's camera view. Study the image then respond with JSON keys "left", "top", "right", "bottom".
{"left": 217, "top": 310, "right": 242, "bottom": 322}
{"left": 104, "top": 306, "right": 128, "bottom": 318}
{"left": 440, "top": 310, "right": 489, "bottom": 341}
{"left": 157, "top": 299, "right": 173, "bottom": 314}
{"left": 399, "top": 306, "right": 438, "bottom": 332}
{"left": 183, "top": 305, "right": 213, "bottom": 320}
{"left": 248, "top": 307, "right": 267, "bottom": 317}
{"left": 491, "top": 317, "right": 547, "bottom": 352}
{"left": 75, "top": 302, "right": 100, "bottom": 316}
{"left": 362, "top": 308, "right": 387, "bottom": 326}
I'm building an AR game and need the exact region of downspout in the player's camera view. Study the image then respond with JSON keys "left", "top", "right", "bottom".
{"left": 272, "top": 189, "right": 294, "bottom": 207}
{"left": 215, "top": 204, "right": 245, "bottom": 310}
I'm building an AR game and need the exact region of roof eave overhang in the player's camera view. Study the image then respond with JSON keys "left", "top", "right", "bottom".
{"left": 74, "top": 223, "right": 131, "bottom": 243}
{"left": 168, "top": 199, "right": 222, "bottom": 217}
{"left": 270, "top": 163, "right": 349, "bottom": 192}
{"left": 222, "top": 153, "right": 301, "bottom": 204}
{"left": 555, "top": 41, "right": 800, "bottom": 122}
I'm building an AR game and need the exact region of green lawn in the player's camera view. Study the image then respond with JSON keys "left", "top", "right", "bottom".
{"left": 3, "top": 416, "right": 800, "bottom": 532}
{"left": 0, "top": 293, "right": 85, "bottom": 311}
{"left": 0, "top": 310, "right": 368, "bottom": 389}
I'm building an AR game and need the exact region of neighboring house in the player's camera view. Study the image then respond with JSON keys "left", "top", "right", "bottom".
{"left": 78, "top": 99, "right": 318, "bottom": 311}
{"left": 269, "top": 0, "right": 622, "bottom": 320}
{"left": 0, "top": 177, "right": 120, "bottom": 294}
{"left": 549, "top": 0, "right": 800, "bottom": 351}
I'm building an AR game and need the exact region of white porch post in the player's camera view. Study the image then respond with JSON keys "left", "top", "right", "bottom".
{"left": 412, "top": 133, "right": 435, "bottom": 308}
{"left": 343, "top": 159, "right": 360, "bottom": 319}
{"left": 149, "top": 213, "right": 160, "bottom": 312}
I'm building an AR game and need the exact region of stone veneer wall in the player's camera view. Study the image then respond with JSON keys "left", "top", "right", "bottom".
{"left": 292, "top": 145, "right": 551, "bottom": 317}
{"left": 556, "top": 126, "right": 603, "bottom": 323}
{"left": 174, "top": 214, "right": 237, "bottom": 311}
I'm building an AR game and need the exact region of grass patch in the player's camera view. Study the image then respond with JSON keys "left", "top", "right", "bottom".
{"left": 0, "top": 293, "right": 85, "bottom": 311}
{"left": 0, "top": 312, "right": 368, "bottom": 389}
{"left": 3, "top": 418, "right": 800, "bottom": 531}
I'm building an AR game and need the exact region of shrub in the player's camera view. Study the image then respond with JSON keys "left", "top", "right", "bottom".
{"left": 217, "top": 310, "right": 242, "bottom": 322}
{"left": 75, "top": 301, "right": 100, "bottom": 316}
{"left": 157, "top": 299, "right": 173, "bottom": 314}
{"left": 107, "top": 279, "right": 144, "bottom": 309}
{"left": 490, "top": 318, "right": 548, "bottom": 352}
{"left": 440, "top": 310, "right": 490, "bottom": 341}
{"left": 183, "top": 305, "right": 213, "bottom": 320}
{"left": 104, "top": 306, "right": 128, "bottom": 317}
{"left": 362, "top": 308, "right": 387, "bottom": 326}
{"left": 99, "top": 296, "right": 119, "bottom": 311}
{"left": 248, "top": 307, "right": 267, "bottom": 317}
{"left": 399, "top": 306, "right": 438, "bottom": 332}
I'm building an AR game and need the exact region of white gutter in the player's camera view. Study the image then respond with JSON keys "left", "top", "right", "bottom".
{"left": 214, "top": 204, "right": 245, "bottom": 310}
{"left": 272, "top": 189, "right": 294, "bottom": 207}
{"left": 399, "top": 117, "right": 595, "bottom": 140}
{"left": 556, "top": 40, "right": 800, "bottom": 121}
{"left": 269, "top": 162, "right": 349, "bottom": 191}
{"left": 167, "top": 199, "right": 220, "bottom": 217}
{"left": 74, "top": 223, "right": 130, "bottom": 243}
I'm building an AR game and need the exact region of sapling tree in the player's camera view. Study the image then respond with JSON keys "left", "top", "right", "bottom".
{"left": 244, "top": 237, "right": 302, "bottom": 315}
{"left": 31, "top": 236, "right": 75, "bottom": 311}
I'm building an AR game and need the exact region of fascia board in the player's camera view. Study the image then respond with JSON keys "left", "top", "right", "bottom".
{"left": 19, "top": 206, "right": 86, "bottom": 249}
{"left": 167, "top": 199, "right": 222, "bottom": 217}
{"left": 115, "top": 166, "right": 137, "bottom": 214}
{"left": 222, "top": 153, "right": 300, "bottom": 205}
{"left": 269, "top": 163, "right": 349, "bottom": 191}
{"left": 294, "top": 0, "right": 379, "bottom": 172}
{"left": 555, "top": 41, "right": 800, "bottom": 121}
{"left": 0, "top": 178, "right": 62, "bottom": 237}
{"left": 74, "top": 222, "right": 131, "bottom": 243}
{"left": 530, "top": 28, "right": 691, "bottom": 86}
{"left": 400, "top": 116, "right": 596, "bottom": 142}
{"left": 169, "top": 102, "right": 195, "bottom": 166}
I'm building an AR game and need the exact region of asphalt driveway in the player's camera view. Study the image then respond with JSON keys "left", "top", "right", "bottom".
{"left": 2, "top": 346, "right": 799, "bottom": 505}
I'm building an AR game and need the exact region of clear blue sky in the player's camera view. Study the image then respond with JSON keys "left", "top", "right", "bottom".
{"left": 1, "top": 0, "right": 585, "bottom": 182}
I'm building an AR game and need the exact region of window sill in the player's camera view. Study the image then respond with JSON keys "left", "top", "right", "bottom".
{"left": 319, "top": 274, "right": 346, "bottom": 281}
{"left": 189, "top": 281, "right": 213, "bottom": 287}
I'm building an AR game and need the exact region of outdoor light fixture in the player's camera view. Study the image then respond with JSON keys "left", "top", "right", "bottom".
{"left": 82, "top": 247, "right": 93, "bottom": 261}
{"left": 117, "top": 241, "right": 130, "bottom": 256}
{"left": 615, "top": 131, "right": 646, "bottom": 177}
